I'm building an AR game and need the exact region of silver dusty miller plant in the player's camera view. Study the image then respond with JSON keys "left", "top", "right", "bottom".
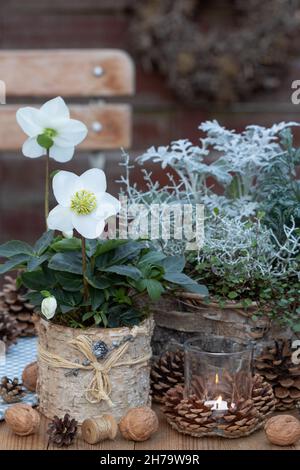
{"left": 119, "top": 120, "right": 299, "bottom": 259}
{"left": 198, "top": 214, "right": 300, "bottom": 281}
{"left": 138, "top": 120, "right": 299, "bottom": 217}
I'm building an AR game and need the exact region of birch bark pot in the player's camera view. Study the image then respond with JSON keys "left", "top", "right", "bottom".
{"left": 37, "top": 317, "right": 154, "bottom": 423}
{"left": 148, "top": 293, "right": 291, "bottom": 356}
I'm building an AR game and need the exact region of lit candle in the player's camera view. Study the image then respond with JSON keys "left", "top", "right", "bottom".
{"left": 204, "top": 395, "right": 228, "bottom": 411}
{"left": 204, "top": 373, "right": 233, "bottom": 411}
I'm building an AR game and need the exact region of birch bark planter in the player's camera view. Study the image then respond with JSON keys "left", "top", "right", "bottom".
{"left": 37, "top": 317, "right": 154, "bottom": 423}
{"left": 149, "top": 293, "right": 291, "bottom": 356}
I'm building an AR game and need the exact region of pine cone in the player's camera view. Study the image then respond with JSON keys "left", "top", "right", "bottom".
{"left": 162, "top": 385, "right": 260, "bottom": 438}
{"left": 151, "top": 349, "right": 184, "bottom": 403}
{"left": 163, "top": 385, "right": 215, "bottom": 435}
{"left": 255, "top": 339, "right": 300, "bottom": 411}
{"left": 0, "top": 311, "right": 18, "bottom": 348}
{"left": 0, "top": 276, "right": 36, "bottom": 338}
{"left": 47, "top": 414, "right": 78, "bottom": 447}
{"left": 0, "top": 376, "right": 26, "bottom": 403}
{"left": 217, "top": 398, "right": 260, "bottom": 438}
{"left": 252, "top": 373, "right": 276, "bottom": 417}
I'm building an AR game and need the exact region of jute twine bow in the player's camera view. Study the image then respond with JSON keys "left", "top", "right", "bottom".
{"left": 38, "top": 326, "right": 151, "bottom": 406}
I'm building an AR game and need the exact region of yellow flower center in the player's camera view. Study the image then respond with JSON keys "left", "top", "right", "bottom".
{"left": 44, "top": 128, "right": 57, "bottom": 138}
{"left": 70, "top": 189, "right": 97, "bottom": 216}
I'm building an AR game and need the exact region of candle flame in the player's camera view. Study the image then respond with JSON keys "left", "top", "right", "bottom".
{"left": 215, "top": 373, "right": 219, "bottom": 385}
{"left": 216, "top": 395, "right": 222, "bottom": 410}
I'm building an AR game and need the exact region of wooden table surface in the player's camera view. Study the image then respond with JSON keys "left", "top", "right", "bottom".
{"left": 0, "top": 406, "right": 299, "bottom": 451}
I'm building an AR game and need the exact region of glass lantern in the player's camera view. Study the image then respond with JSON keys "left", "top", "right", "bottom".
{"left": 184, "top": 335, "right": 253, "bottom": 413}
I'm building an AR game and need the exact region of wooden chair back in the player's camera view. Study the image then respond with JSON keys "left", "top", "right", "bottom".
{"left": 0, "top": 49, "right": 134, "bottom": 150}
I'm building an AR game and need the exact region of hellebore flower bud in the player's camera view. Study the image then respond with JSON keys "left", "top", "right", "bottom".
{"left": 41, "top": 296, "right": 57, "bottom": 320}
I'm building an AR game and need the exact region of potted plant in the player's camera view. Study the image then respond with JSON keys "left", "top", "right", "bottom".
{"left": 120, "top": 121, "right": 300, "bottom": 354}
{"left": 0, "top": 97, "right": 206, "bottom": 422}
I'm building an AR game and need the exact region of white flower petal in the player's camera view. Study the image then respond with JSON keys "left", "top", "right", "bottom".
{"left": 47, "top": 205, "right": 73, "bottom": 232}
{"left": 40, "top": 96, "right": 70, "bottom": 120}
{"left": 71, "top": 214, "right": 105, "bottom": 239}
{"left": 62, "top": 230, "right": 74, "bottom": 239}
{"left": 22, "top": 137, "right": 46, "bottom": 158}
{"left": 49, "top": 144, "right": 75, "bottom": 162}
{"left": 54, "top": 119, "right": 88, "bottom": 147}
{"left": 95, "top": 192, "right": 121, "bottom": 219}
{"left": 79, "top": 168, "right": 107, "bottom": 193}
{"left": 41, "top": 296, "right": 57, "bottom": 320}
{"left": 16, "top": 107, "right": 43, "bottom": 137}
{"left": 53, "top": 171, "right": 80, "bottom": 206}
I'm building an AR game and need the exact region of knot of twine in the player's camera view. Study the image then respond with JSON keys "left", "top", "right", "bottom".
{"left": 39, "top": 326, "right": 151, "bottom": 406}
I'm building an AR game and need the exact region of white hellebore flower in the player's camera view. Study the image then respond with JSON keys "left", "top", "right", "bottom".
{"left": 47, "top": 169, "right": 120, "bottom": 239}
{"left": 16, "top": 96, "right": 88, "bottom": 162}
{"left": 41, "top": 296, "right": 57, "bottom": 320}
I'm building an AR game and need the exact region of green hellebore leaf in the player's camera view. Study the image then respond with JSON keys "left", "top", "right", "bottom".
{"left": 138, "top": 251, "right": 166, "bottom": 267}
{"left": 161, "top": 255, "right": 185, "bottom": 273}
{"left": 21, "top": 270, "right": 55, "bottom": 291}
{"left": 0, "top": 254, "right": 31, "bottom": 274}
{"left": 103, "top": 265, "right": 142, "bottom": 281}
{"left": 37, "top": 133, "right": 54, "bottom": 150}
{"left": 48, "top": 252, "right": 83, "bottom": 275}
{"left": 163, "top": 272, "right": 209, "bottom": 297}
{"left": 34, "top": 230, "right": 54, "bottom": 256}
{"left": 27, "top": 253, "right": 49, "bottom": 272}
{"left": 93, "top": 239, "right": 128, "bottom": 257}
{"left": 51, "top": 238, "right": 82, "bottom": 252}
{"left": 89, "top": 288, "right": 105, "bottom": 310}
{"left": 0, "top": 240, "right": 34, "bottom": 258}
{"left": 107, "top": 241, "right": 149, "bottom": 266}
{"left": 25, "top": 291, "right": 43, "bottom": 306}
{"left": 85, "top": 271, "right": 111, "bottom": 289}
{"left": 136, "top": 278, "right": 165, "bottom": 301}
{"left": 55, "top": 272, "right": 83, "bottom": 292}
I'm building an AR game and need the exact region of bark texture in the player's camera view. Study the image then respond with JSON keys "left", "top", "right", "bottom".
{"left": 148, "top": 294, "right": 292, "bottom": 356}
{"left": 37, "top": 317, "right": 154, "bottom": 423}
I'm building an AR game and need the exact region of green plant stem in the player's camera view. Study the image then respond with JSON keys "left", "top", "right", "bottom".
{"left": 45, "top": 149, "right": 50, "bottom": 227}
{"left": 81, "top": 236, "right": 89, "bottom": 302}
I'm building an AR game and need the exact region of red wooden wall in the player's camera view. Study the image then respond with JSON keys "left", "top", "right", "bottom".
{"left": 0, "top": 0, "right": 300, "bottom": 243}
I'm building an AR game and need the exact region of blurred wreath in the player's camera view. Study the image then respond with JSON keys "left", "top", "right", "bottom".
{"left": 130, "top": 0, "right": 300, "bottom": 104}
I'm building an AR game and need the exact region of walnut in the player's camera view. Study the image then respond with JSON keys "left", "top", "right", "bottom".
{"left": 22, "top": 361, "right": 38, "bottom": 392}
{"left": 5, "top": 404, "right": 40, "bottom": 436}
{"left": 265, "top": 415, "right": 300, "bottom": 446}
{"left": 119, "top": 406, "right": 158, "bottom": 442}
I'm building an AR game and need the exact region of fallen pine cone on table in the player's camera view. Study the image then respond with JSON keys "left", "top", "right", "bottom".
{"left": 47, "top": 413, "right": 78, "bottom": 447}
{"left": 0, "top": 376, "right": 26, "bottom": 403}
{"left": 151, "top": 349, "right": 184, "bottom": 403}
{"left": 255, "top": 339, "right": 300, "bottom": 411}
{"left": 0, "top": 276, "right": 36, "bottom": 338}
{"left": 0, "top": 311, "right": 18, "bottom": 348}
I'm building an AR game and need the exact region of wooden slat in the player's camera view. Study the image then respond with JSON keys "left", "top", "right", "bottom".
{"left": 0, "top": 407, "right": 299, "bottom": 450}
{"left": 0, "top": 50, "right": 134, "bottom": 97}
{"left": 0, "top": 103, "right": 132, "bottom": 150}
{"left": 3, "top": 0, "right": 131, "bottom": 13}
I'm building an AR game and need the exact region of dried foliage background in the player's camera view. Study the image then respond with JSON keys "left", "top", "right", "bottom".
{"left": 130, "top": 0, "right": 300, "bottom": 104}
